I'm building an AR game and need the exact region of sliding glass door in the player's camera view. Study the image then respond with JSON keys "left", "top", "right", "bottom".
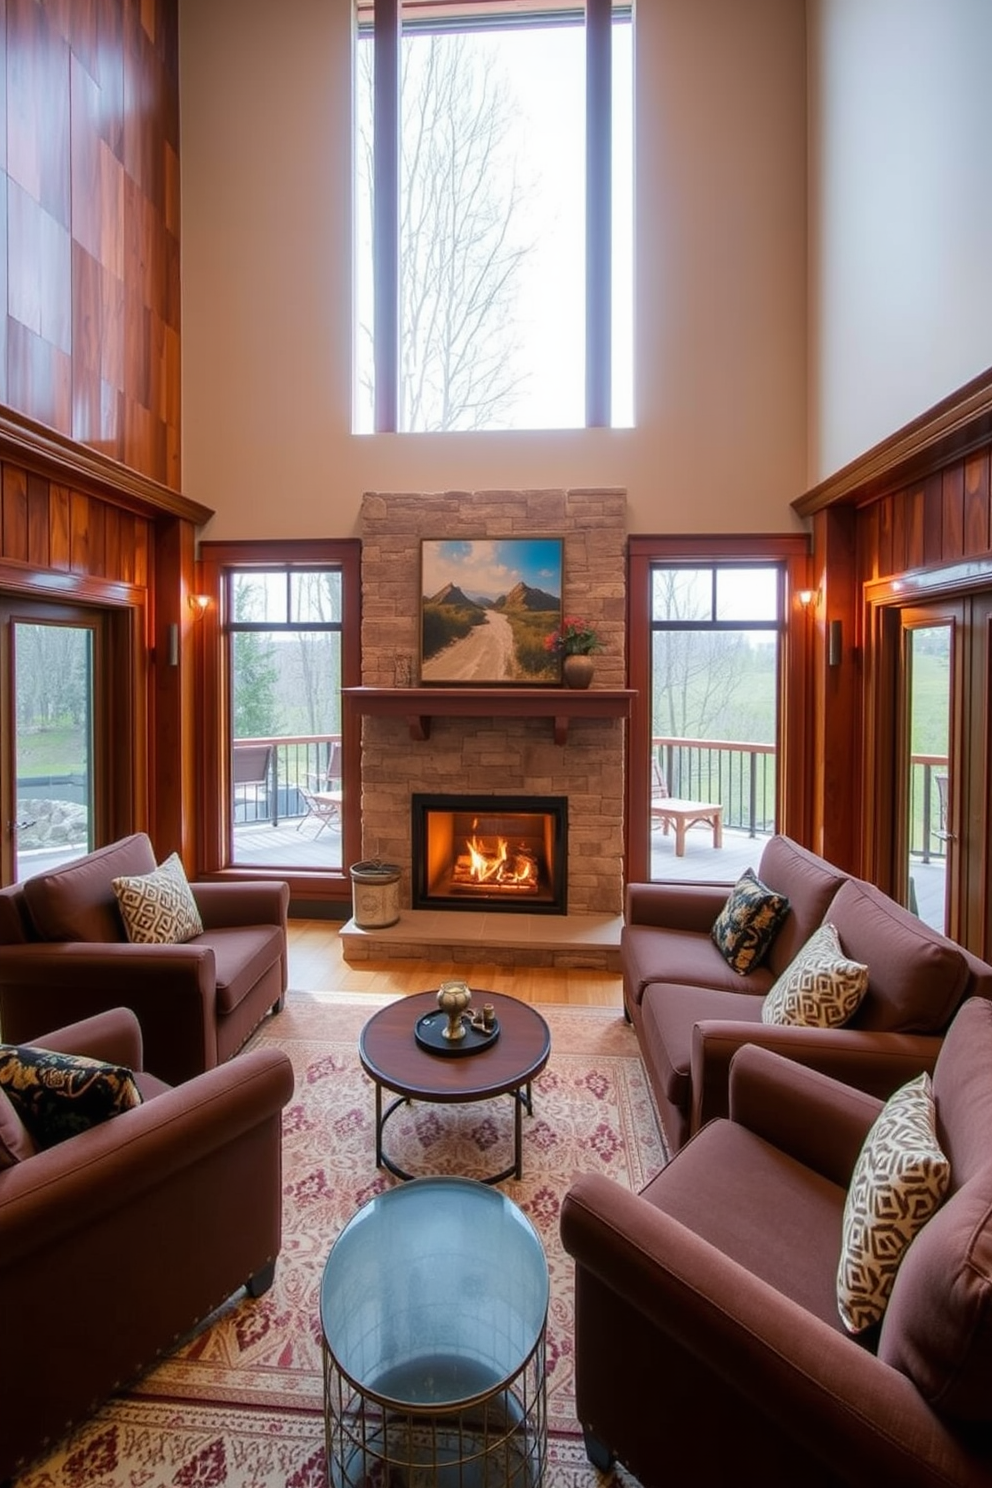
{"left": 0, "top": 600, "right": 105, "bottom": 883}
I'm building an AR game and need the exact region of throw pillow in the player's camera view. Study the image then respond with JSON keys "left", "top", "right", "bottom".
{"left": 0, "top": 1087, "right": 36, "bottom": 1168}
{"left": 761, "top": 921, "right": 868, "bottom": 1027}
{"left": 112, "top": 851, "right": 203, "bottom": 945}
{"left": 0, "top": 1045, "right": 143, "bottom": 1149}
{"left": 837, "top": 1071, "right": 950, "bottom": 1335}
{"left": 711, "top": 868, "right": 790, "bottom": 975}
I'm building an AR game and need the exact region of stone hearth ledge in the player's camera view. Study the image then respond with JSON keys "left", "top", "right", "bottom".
{"left": 339, "top": 909, "right": 623, "bottom": 971}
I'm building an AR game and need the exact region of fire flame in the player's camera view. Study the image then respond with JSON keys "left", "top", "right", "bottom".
{"left": 466, "top": 834, "right": 535, "bottom": 886}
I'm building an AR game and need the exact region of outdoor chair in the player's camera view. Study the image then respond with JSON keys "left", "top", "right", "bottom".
{"left": 297, "top": 741, "right": 343, "bottom": 837}
{"left": 232, "top": 743, "right": 274, "bottom": 821}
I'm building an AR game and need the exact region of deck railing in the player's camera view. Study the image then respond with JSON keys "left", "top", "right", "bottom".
{"left": 653, "top": 737, "right": 950, "bottom": 859}
{"left": 909, "top": 753, "right": 949, "bottom": 864}
{"left": 232, "top": 734, "right": 340, "bottom": 826}
{"left": 653, "top": 736, "right": 776, "bottom": 838}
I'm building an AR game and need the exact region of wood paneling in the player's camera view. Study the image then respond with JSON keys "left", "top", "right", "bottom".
{"left": 0, "top": 453, "right": 151, "bottom": 584}
{"left": 0, "top": 0, "right": 180, "bottom": 490}
{"left": 797, "top": 371, "right": 992, "bottom": 920}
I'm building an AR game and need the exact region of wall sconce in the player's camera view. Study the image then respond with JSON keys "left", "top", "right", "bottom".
{"left": 828, "top": 618, "right": 843, "bottom": 667}
{"left": 188, "top": 594, "right": 210, "bottom": 617}
{"left": 797, "top": 588, "right": 818, "bottom": 610}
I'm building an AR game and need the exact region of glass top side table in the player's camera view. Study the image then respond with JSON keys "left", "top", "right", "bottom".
{"left": 320, "top": 1176, "right": 549, "bottom": 1487}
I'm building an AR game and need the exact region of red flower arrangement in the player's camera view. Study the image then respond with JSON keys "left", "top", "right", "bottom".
{"left": 544, "top": 616, "right": 603, "bottom": 656}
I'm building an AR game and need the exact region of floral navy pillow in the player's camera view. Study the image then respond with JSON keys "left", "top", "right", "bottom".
{"left": 711, "top": 867, "right": 791, "bottom": 975}
{"left": 0, "top": 1044, "right": 142, "bottom": 1149}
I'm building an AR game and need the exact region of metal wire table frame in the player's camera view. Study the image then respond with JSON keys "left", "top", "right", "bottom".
{"left": 321, "top": 1178, "right": 549, "bottom": 1488}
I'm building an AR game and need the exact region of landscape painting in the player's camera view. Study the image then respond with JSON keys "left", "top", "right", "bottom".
{"left": 420, "top": 538, "right": 563, "bottom": 685}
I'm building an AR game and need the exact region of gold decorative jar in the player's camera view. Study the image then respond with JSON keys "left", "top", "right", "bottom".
{"left": 437, "top": 980, "right": 472, "bottom": 1040}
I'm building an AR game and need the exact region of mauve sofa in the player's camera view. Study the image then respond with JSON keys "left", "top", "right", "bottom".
{"left": 0, "top": 833, "right": 289, "bottom": 1084}
{"left": 622, "top": 834, "right": 992, "bottom": 1151}
{"left": 562, "top": 995, "right": 992, "bottom": 1487}
{"left": 0, "top": 1006, "right": 295, "bottom": 1483}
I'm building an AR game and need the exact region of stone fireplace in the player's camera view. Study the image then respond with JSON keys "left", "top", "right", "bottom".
{"left": 411, "top": 792, "right": 568, "bottom": 913}
{"left": 346, "top": 488, "right": 628, "bottom": 967}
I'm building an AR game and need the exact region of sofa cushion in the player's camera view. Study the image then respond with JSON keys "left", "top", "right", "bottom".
{"left": 0, "top": 1044, "right": 143, "bottom": 1149}
{"left": 837, "top": 1072, "right": 950, "bottom": 1335}
{"left": 879, "top": 1161, "right": 992, "bottom": 1421}
{"left": 877, "top": 996, "right": 992, "bottom": 1420}
{"left": 762, "top": 922, "right": 869, "bottom": 1029}
{"left": 623, "top": 924, "right": 779, "bottom": 1002}
{"left": 711, "top": 868, "right": 790, "bottom": 975}
{"left": 641, "top": 981, "right": 766, "bottom": 1107}
{"left": 827, "top": 878, "right": 969, "bottom": 1033}
{"left": 113, "top": 852, "right": 204, "bottom": 945}
{"left": 641, "top": 1118, "right": 849, "bottom": 1332}
{"left": 756, "top": 835, "right": 849, "bottom": 976}
{"left": 22, "top": 833, "right": 157, "bottom": 942}
{"left": 197, "top": 925, "right": 285, "bottom": 1015}
{"left": 0, "top": 1087, "right": 36, "bottom": 1167}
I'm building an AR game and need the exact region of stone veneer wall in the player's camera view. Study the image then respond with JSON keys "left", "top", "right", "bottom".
{"left": 359, "top": 489, "right": 628, "bottom": 916}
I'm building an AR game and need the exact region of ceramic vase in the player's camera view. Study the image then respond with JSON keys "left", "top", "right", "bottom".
{"left": 562, "top": 654, "right": 595, "bottom": 689}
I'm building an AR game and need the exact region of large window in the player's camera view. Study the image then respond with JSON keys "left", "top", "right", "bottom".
{"left": 627, "top": 537, "right": 810, "bottom": 886}
{"left": 354, "top": 1, "right": 632, "bottom": 432}
{"left": 226, "top": 568, "right": 345, "bottom": 870}
{"left": 649, "top": 565, "right": 782, "bottom": 878}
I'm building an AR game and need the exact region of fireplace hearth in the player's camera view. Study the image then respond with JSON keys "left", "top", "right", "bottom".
{"left": 412, "top": 794, "right": 567, "bottom": 914}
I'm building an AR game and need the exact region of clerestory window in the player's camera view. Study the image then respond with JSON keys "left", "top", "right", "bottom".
{"left": 354, "top": 0, "right": 633, "bottom": 433}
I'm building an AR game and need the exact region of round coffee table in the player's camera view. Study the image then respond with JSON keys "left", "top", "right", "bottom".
{"left": 358, "top": 990, "right": 551, "bottom": 1184}
{"left": 321, "top": 1176, "right": 548, "bottom": 1488}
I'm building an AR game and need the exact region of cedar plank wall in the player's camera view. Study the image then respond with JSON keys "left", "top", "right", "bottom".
{"left": 798, "top": 370, "right": 992, "bottom": 900}
{"left": 0, "top": 0, "right": 209, "bottom": 872}
{"left": 1, "top": 0, "right": 181, "bottom": 484}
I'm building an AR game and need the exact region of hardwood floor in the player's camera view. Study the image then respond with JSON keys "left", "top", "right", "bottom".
{"left": 287, "top": 918, "right": 624, "bottom": 1008}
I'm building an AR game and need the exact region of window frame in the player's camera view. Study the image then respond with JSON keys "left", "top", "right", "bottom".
{"left": 196, "top": 539, "right": 362, "bottom": 911}
{"left": 626, "top": 535, "right": 812, "bottom": 884}
{"left": 360, "top": 0, "right": 628, "bottom": 432}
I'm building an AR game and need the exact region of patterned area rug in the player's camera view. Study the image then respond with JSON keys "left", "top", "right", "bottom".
{"left": 15, "top": 991, "right": 665, "bottom": 1488}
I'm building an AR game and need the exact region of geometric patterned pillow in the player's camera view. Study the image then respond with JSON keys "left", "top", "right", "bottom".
{"left": 761, "top": 921, "right": 869, "bottom": 1027}
{"left": 112, "top": 852, "right": 203, "bottom": 945}
{"left": 711, "top": 868, "right": 791, "bottom": 975}
{"left": 0, "top": 1044, "right": 143, "bottom": 1150}
{"left": 837, "top": 1072, "right": 950, "bottom": 1334}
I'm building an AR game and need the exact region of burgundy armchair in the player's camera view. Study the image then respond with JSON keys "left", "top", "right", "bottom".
{"left": 0, "top": 1006, "right": 295, "bottom": 1482}
{"left": 0, "top": 833, "right": 289, "bottom": 1084}
{"left": 562, "top": 995, "right": 992, "bottom": 1486}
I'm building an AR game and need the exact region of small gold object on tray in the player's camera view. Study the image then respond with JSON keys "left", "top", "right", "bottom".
{"left": 416, "top": 990, "right": 501, "bottom": 1057}
{"left": 437, "top": 980, "right": 472, "bottom": 1040}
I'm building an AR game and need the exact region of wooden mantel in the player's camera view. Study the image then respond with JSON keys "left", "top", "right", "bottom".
{"left": 343, "top": 686, "right": 636, "bottom": 745}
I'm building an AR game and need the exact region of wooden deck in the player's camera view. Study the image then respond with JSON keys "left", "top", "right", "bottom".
{"left": 15, "top": 817, "right": 947, "bottom": 938}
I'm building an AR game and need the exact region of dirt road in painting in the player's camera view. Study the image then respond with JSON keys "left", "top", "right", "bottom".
{"left": 421, "top": 609, "right": 516, "bottom": 682}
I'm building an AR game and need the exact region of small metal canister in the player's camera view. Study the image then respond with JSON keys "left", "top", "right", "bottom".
{"left": 349, "top": 860, "right": 402, "bottom": 929}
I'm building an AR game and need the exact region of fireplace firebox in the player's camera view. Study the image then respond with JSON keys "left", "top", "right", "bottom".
{"left": 412, "top": 794, "right": 567, "bottom": 914}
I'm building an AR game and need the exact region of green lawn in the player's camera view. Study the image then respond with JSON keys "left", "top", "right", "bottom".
{"left": 17, "top": 728, "right": 87, "bottom": 778}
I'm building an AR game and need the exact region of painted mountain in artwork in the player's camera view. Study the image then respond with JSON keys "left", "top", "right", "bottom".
{"left": 495, "top": 581, "right": 560, "bottom": 612}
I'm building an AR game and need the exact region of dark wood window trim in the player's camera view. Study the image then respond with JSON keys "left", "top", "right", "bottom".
{"left": 195, "top": 539, "right": 362, "bottom": 911}
{"left": 366, "top": 0, "right": 624, "bottom": 430}
{"left": 626, "top": 534, "right": 812, "bottom": 884}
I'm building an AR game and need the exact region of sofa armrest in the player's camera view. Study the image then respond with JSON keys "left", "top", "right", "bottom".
{"left": 19, "top": 1007, "right": 145, "bottom": 1069}
{"left": 0, "top": 1046, "right": 294, "bottom": 1264}
{"left": 625, "top": 880, "right": 733, "bottom": 933}
{"left": 689, "top": 1020, "right": 942, "bottom": 1135}
{"left": 560, "top": 1172, "right": 971, "bottom": 1486}
{"left": 726, "top": 1043, "right": 881, "bottom": 1184}
{"left": 192, "top": 880, "right": 289, "bottom": 931}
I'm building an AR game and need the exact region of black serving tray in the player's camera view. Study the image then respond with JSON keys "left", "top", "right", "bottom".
{"left": 414, "top": 1010, "right": 501, "bottom": 1057}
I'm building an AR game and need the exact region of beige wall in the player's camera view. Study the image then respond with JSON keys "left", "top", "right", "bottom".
{"left": 179, "top": 0, "right": 808, "bottom": 539}
{"left": 808, "top": 0, "right": 992, "bottom": 481}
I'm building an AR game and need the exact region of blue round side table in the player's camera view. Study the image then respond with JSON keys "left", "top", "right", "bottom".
{"left": 320, "top": 1176, "right": 549, "bottom": 1488}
